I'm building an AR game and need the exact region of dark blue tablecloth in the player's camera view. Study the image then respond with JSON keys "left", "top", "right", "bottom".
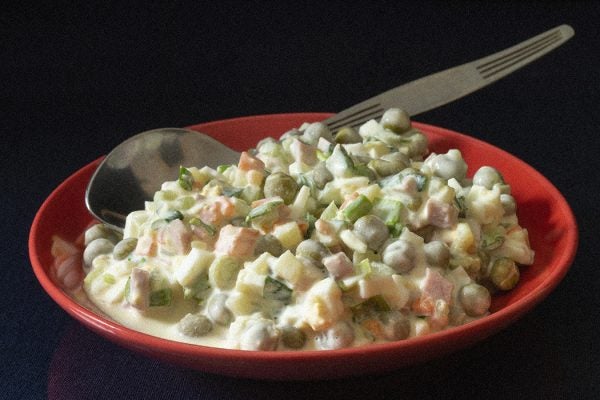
{"left": 5, "top": 2, "right": 599, "bottom": 399}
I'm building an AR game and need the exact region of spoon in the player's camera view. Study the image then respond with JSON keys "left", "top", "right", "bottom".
{"left": 86, "top": 25, "right": 573, "bottom": 231}
{"left": 85, "top": 128, "right": 240, "bottom": 230}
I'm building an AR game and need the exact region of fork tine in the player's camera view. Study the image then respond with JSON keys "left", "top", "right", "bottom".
{"left": 477, "top": 31, "right": 563, "bottom": 79}
{"left": 328, "top": 107, "right": 384, "bottom": 131}
{"left": 325, "top": 101, "right": 384, "bottom": 131}
{"left": 475, "top": 25, "right": 572, "bottom": 80}
{"left": 323, "top": 25, "right": 573, "bottom": 129}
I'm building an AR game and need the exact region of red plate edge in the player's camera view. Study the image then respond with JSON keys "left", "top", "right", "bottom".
{"left": 28, "top": 113, "right": 579, "bottom": 380}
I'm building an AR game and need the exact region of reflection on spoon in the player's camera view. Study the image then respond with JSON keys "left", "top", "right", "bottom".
{"left": 85, "top": 128, "right": 240, "bottom": 230}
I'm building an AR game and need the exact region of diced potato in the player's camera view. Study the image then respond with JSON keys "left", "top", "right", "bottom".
{"left": 124, "top": 210, "right": 149, "bottom": 239}
{"left": 208, "top": 255, "right": 241, "bottom": 290}
{"left": 303, "top": 278, "right": 344, "bottom": 331}
{"left": 246, "top": 169, "right": 265, "bottom": 186}
{"left": 358, "top": 119, "right": 380, "bottom": 139}
{"left": 174, "top": 247, "right": 215, "bottom": 287}
{"left": 356, "top": 184, "right": 382, "bottom": 203}
{"left": 358, "top": 275, "right": 409, "bottom": 310}
{"left": 273, "top": 250, "right": 304, "bottom": 285}
{"left": 272, "top": 221, "right": 303, "bottom": 250}
{"left": 451, "top": 222, "right": 475, "bottom": 253}
{"left": 235, "top": 268, "right": 266, "bottom": 296}
{"left": 412, "top": 317, "right": 431, "bottom": 337}
{"left": 466, "top": 185, "right": 504, "bottom": 225}
{"left": 290, "top": 185, "right": 312, "bottom": 219}
{"left": 226, "top": 292, "right": 260, "bottom": 316}
{"left": 246, "top": 252, "right": 272, "bottom": 274}
{"left": 340, "top": 229, "right": 368, "bottom": 253}
{"left": 491, "top": 227, "right": 535, "bottom": 265}
{"left": 333, "top": 177, "right": 371, "bottom": 199}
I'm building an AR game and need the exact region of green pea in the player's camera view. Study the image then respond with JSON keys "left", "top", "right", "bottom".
{"left": 83, "top": 238, "right": 115, "bottom": 269}
{"left": 424, "top": 240, "right": 450, "bottom": 267}
{"left": 177, "top": 313, "right": 213, "bottom": 337}
{"left": 254, "top": 234, "right": 285, "bottom": 257}
{"left": 473, "top": 166, "right": 504, "bottom": 189}
{"left": 312, "top": 162, "right": 333, "bottom": 189}
{"left": 353, "top": 215, "right": 389, "bottom": 250}
{"left": 263, "top": 172, "right": 298, "bottom": 204}
{"left": 296, "top": 239, "right": 329, "bottom": 264}
{"left": 84, "top": 223, "right": 122, "bottom": 245}
{"left": 334, "top": 126, "right": 362, "bottom": 144}
{"left": 207, "top": 293, "right": 233, "bottom": 326}
{"left": 378, "top": 310, "right": 410, "bottom": 341}
{"left": 113, "top": 238, "right": 138, "bottom": 260}
{"left": 369, "top": 159, "right": 404, "bottom": 177}
{"left": 490, "top": 257, "right": 520, "bottom": 290}
{"left": 281, "top": 326, "right": 307, "bottom": 349}
{"left": 459, "top": 283, "right": 491, "bottom": 316}
{"left": 500, "top": 194, "right": 517, "bottom": 215}
{"left": 381, "top": 108, "right": 411, "bottom": 134}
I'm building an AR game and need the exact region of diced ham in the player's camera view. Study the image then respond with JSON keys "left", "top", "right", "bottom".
{"left": 54, "top": 254, "right": 83, "bottom": 290}
{"left": 128, "top": 267, "right": 150, "bottom": 310}
{"left": 289, "top": 138, "right": 317, "bottom": 165}
{"left": 134, "top": 234, "right": 156, "bottom": 256}
{"left": 399, "top": 175, "right": 418, "bottom": 194}
{"left": 199, "top": 196, "right": 237, "bottom": 226}
{"left": 322, "top": 252, "right": 354, "bottom": 279}
{"left": 51, "top": 235, "right": 81, "bottom": 258}
{"left": 158, "top": 219, "right": 191, "bottom": 255}
{"left": 413, "top": 268, "right": 453, "bottom": 316}
{"left": 214, "top": 225, "right": 260, "bottom": 258}
{"left": 423, "top": 198, "right": 458, "bottom": 228}
{"left": 238, "top": 151, "right": 265, "bottom": 171}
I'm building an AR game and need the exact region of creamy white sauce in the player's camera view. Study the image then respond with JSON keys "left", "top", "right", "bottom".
{"left": 81, "top": 110, "right": 534, "bottom": 351}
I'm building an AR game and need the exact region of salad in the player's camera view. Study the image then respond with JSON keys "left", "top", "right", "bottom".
{"left": 81, "top": 109, "right": 534, "bottom": 351}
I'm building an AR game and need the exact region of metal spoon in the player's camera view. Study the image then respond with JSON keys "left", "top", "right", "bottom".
{"left": 85, "top": 25, "right": 573, "bottom": 231}
{"left": 85, "top": 128, "right": 240, "bottom": 230}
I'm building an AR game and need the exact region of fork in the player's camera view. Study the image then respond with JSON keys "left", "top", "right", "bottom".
{"left": 323, "top": 24, "right": 574, "bottom": 132}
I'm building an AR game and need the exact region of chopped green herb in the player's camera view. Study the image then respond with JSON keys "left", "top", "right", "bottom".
{"left": 178, "top": 166, "right": 194, "bottom": 191}
{"left": 343, "top": 195, "right": 372, "bottom": 222}
{"left": 217, "top": 164, "right": 233, "bottom": 174}
{"left": 189, "top": 217, "right": 216, "bottom": 236}
{"left": 351, "top": 295, "right": 391, "bottom": 321}
{"left": 455, "top": 195, "right": 467, "bottom": 218}
{"left": 356, "top": 258, "right": 372, "bottom": 276}
{"left": 149, "top": 288, "right": 173, "bottom": 306}
{"left": 103, "top": 273, "right": 116, "bottom": 285}
{"left": 246, "top": 200, "right": 283, "bottom": 222}
{"left": 222, "top": 186, "right": 244, "bottom": 198}
{"left": 371, "top": 198, "right": 404, "bottom": 227}
{"left": 183, "top": 274, "right": 211, "bottom": 303}
{"left": 263, "top": 276, "right": 292, "bottom": 303}
{"left": 164, "top": 209, "right": 184, "bottom": 222}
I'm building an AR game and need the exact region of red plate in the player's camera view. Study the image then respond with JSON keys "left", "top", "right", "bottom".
{"left": 29, "top": 113, "right": 578, "bottom": 380}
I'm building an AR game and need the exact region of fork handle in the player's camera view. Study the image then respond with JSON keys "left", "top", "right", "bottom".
{"left": 324, "top": 24, "right": 574, "bottom": 131}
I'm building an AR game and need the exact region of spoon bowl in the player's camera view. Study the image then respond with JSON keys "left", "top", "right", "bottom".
{"left": 85, "top": 128, "right": 240, "bottom": 230}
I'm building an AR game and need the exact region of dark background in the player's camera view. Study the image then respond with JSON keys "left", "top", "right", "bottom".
{"left": 4, "top": 2, "right": 599, "bottom": 399}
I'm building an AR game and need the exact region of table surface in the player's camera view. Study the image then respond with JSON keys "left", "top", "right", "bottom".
{"left": 5, "top": 2, "right": 600, "bottom": 399}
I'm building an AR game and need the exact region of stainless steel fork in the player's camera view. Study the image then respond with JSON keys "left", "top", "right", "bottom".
{"left": 324, "top": 24, "right": 574, "bottom": 132}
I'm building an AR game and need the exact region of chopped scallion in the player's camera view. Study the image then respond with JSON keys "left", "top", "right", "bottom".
{"left": 263, "top": 276, "right": 292, "bottom": 303}
{"left": 342, "top": 195, "right": 372, "bottom": 222}
{"left": 178, "top": 166, "right": 194, "bottom": 191}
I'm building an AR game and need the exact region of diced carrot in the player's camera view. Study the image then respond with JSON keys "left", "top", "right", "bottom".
{"left": 238, "top": 151, "right": 265, "bottom": 171}
{"left": 214, "top": 225, "right": 260, "bottom": 258}
{"left": 199, "top": 196, "right": 237, "bottom": 225}
{"left": 157, "top": 219, "right": 191, "bottom": 255}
